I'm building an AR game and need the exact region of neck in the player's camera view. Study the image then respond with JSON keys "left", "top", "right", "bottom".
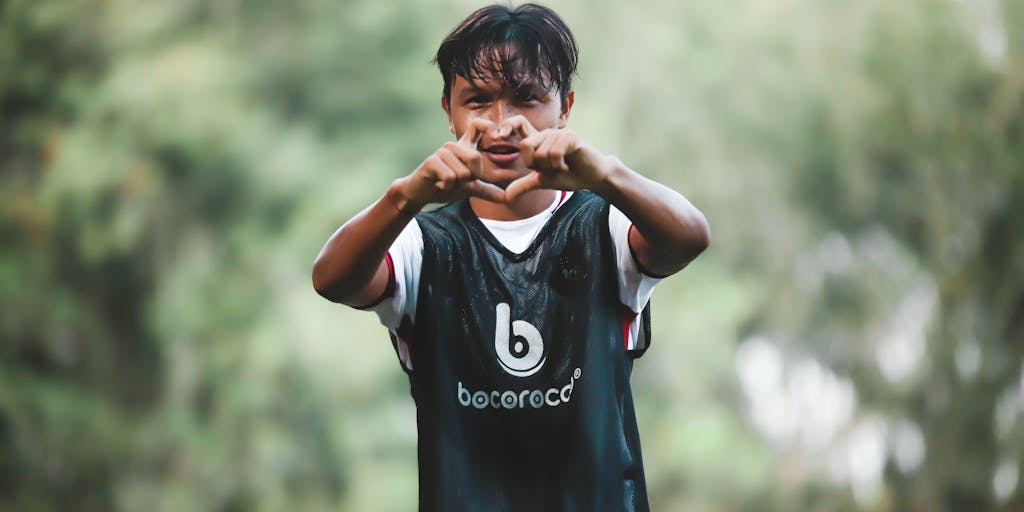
{"left": 470, "top": 189, "right": 556, "bottom": 221}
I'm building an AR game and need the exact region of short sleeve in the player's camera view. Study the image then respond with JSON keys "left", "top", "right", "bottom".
{"left": 363, "top": 219, "right": 423, "bottom": 330}
{"left": 608, "top": 206, "right": 661, "bottom": 355}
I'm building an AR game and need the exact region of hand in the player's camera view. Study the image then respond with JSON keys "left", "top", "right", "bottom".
{"left": 501, "top": 116, "right": 613, "bottom": 202}
{"left": 394, "top": 118, "right": 507, "bottom": 211}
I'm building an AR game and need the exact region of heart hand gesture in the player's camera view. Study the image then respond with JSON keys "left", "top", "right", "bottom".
{"left": 396, "top": 118, "right": 507, "bottom": 211}
{"left": 501, "top": 115, "right": 613, "bottom": 202}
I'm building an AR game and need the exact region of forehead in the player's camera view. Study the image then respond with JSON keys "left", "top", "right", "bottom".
{"left": 451, "top": 72, "right": 552, "bottom": 96}
{"left": 452, "top": 44, "right": 554, "bottom": 93}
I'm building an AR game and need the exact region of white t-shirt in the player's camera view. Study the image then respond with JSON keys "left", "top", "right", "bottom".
{"left": 365, "top": 191, "right": 660, "bottom": 371}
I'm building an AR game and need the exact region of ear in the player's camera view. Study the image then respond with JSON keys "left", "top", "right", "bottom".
{"left": 558, "top": 90, "right": 575, "bottom": 129}
{"left": 441, "top": 96, "right": 455, "bottom": 134}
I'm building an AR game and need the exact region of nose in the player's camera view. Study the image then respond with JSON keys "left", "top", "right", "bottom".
{"left": 486, "top": 100, "right": 516, "bottom": 127}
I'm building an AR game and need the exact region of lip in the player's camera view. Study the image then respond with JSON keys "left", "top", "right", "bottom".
{"left": 484, "top": 151, "right": 520, "bottom": 164}
{"left": 481, "top": 144, "right": 520, "bottom": 165}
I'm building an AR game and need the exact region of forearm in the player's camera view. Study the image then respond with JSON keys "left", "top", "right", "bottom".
{"left": 312, "top": 180, "right": 419, "bottom": 304}
{"left": 594, "top": 157, "right": 710, "bottom": 276}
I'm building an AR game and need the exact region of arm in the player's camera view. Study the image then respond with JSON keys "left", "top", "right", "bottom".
{"left": 313, "top": 119, "right": 504, "bottom": 305}
{"left": 594, "top": 159, "right": 709, "bottom": 277}
{"left": 502, "top": 116, "right": 709, "bottom": 278}
{"left": 312, "top": 185, "right": 417, "bottom": 305}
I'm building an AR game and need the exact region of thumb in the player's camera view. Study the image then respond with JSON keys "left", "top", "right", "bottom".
{"left": 459, "top": 118, "right": 497, "bottom": 148}
{"left": 464, "top": 180, "right": 507, "bottom": 204}
{"left": 503, "top": 172, "right": 545, "bottom": 203}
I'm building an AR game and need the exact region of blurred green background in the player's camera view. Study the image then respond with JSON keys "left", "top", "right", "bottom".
{"left": 1, "top": 0, "right": 1022, "bottom": 510}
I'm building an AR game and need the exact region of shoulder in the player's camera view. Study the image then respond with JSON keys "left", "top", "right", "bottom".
{"left": 391, "top": 217, "right": 423, "bottom": 253}
{"left": 574, "top": 190, "right": 607, "bottom": 208}
{"left": 560, "top": 190, "right": 609, "bottom": 224}
{"left": 413, "top": 200, "right": 477, "bottom": 257}
{"left": 415, "top": 199, "right": 466, "bottom": 228}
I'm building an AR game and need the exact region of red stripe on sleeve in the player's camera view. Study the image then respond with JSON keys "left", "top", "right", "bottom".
{"left": 556, "top": 190, "right": 568, "bottom": 208}
{"left": 620, "top": 303, "right": 638, "bottom": 351}
{"left": 352, "top": 252, "right": 396, "bottom": 310}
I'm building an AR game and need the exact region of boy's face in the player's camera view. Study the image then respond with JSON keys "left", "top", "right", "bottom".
{"left": 442, "top": 73, "right": 574, "bottom": 187}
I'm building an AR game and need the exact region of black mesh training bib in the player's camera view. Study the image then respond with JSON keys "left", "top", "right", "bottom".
{"left": 408, "top": 191, "right": 650, "bottom": 512}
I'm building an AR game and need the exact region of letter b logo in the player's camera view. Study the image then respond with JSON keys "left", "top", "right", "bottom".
{"left": 494, "top": 303, "right": 545, "bottom": 377}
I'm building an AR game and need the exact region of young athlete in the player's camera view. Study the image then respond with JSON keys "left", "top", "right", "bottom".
{"left": 313, "top": 3, "right": 709, "bottom": 510}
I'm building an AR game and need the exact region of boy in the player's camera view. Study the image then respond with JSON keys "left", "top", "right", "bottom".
{"left": 313, "top": 3, "right": 709, "bottom": 510}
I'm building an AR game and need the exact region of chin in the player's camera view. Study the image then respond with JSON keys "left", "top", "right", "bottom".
{"left": 482, "top": 168, "right": 528, "bottom": 189}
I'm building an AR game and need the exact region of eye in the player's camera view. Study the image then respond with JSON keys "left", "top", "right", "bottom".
{"left": 515, "top": 90, "right": 539, "bottom": 103}
{"left": 467, "top": 96, "right": 489, "bottom": 106}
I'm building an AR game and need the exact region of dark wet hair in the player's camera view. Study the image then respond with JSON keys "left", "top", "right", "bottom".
{"left": 434, "top": 3, "right": 579, "bottom": 101}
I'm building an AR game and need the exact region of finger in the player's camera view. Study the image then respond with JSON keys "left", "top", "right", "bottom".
{"left": 547, "top": 131, "right": 572, "bottom": 172}
{"left": 499, "top": 115, "right": 538, "bottom": 140}
{"left": 432, "top": 166, "right": 457, "bottom": 191}
{"left": 459, "top": 118, "right": 498, "bottom": 148}
{"left": 463, "top": 180, "right": 507, "bottom": 203}
{"left": 557, "top": 131, "right": 581, "bottom": 171}
{"left": 517, "top": 131, "right": 551, "bottom": 170}
{"left": 438, "top": 147, "right": 472, "bottom": 184}
{"left": 422, "top": 155, "right": 445, "bottom": 182}
{"left": 534, "top": 132, "right": 563, "bottom": 172}
{"left": 445, "top": 142, "right": 483, "bottom": 178}
{"left": 504, "top": 171, "right": 546, "bottom": 203}
{"left": 557, "top": 132, "right": 574, "bottom": 171}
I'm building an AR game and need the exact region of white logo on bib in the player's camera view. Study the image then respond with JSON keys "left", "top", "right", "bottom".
{"left": 494, "top": 302, "right": 545, "bottom": 377}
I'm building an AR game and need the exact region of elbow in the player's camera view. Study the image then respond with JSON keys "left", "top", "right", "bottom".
{"left": 641, "top": 216, "right": 710, "bottom": 276}
{"left": 692, "top": 215, "right": 711, "bottom": 255}
{"left": 674, "top": 212, "right": 710, "bottom": 261}
{"left": 311, "top": 258, "right": 350, "bottom": 303}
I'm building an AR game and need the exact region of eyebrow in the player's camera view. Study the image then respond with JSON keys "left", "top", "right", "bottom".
{"left": 457, "top": 85, "right": 492, "bottom": 100}
{"left": 457, "top": 80, "right": 546, "bottom": 101}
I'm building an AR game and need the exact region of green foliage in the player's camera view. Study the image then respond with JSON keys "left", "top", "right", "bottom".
{"left": 1, "top": 0, "right": 1021, "bottom": 510}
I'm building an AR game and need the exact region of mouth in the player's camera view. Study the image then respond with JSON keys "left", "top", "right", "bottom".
{"left": 481, "top": 144, "right": 520, "bottom": 164}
